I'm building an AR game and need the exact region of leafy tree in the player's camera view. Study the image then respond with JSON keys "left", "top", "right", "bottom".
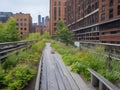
{"left": 42, "top": 31, "right": 51, "bottom": 40}
{"left": 0, "top": 22, "right": 5, "bottom": 42}
{"left": 56, "top": 20, "right": 73, "bottom": 45}
{"left": 4, "top": 17, "right": 20, "bottom": 42}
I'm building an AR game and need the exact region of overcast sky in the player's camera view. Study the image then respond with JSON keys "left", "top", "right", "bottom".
{"left": 0, "top": 0, "right": 50, "bottom": 23}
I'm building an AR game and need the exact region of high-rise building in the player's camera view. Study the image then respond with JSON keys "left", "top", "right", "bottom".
{"left": 50, "top": 0, "right": 66, "bottom": 36}
{"left": 13, "top": 12, "right": 32, "bottom": 38}
{"left": 42, "top": 17, "right": 45, "bottom": 26}
{"left": 0, "top": 12, "right": 13, "bottom": 23}
{"left": 65, "top": 0, "right": 120, "bottom": 44}
{"left": 44, "top": 16, "right": 50, "bottom": 33}
{"left": 38, "top": 15, "right": 41, "bottom": 25}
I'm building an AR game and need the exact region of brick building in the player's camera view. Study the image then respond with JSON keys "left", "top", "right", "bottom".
{"left": 99, "top": 0, "right": 120, "bottom": 43}
{"left": 35, "top": 25, "right": 43, "bottom": 34}
{"left": 65, "top": 0, "right": 120, "bottom": 43}
{"left": 13, "top": 13, "right": 32, "bottom": 38}
{"left": 44, "top": 16, "right": 50, "bottom": 33}
{"left": 50, "top": 0, "right": 66, "bottom": 36}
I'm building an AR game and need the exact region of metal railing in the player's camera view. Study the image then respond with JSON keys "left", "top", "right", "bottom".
{"left": 78, "top": 41, "right": 120, "bottom": 70}
{"left": 0, "top": 40, "right": 38, "bottom": 60}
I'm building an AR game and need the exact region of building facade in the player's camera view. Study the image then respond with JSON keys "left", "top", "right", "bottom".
{"left": 65, "top": 0, "right": 120, "bottom": 43}
{"left": 35, "top": 25, "right": 43, "bottom": 34}
{"left": 99, "top": 0, "right": 120, "bottom": 43}
{"left": 44, "top": 16, "right": 50, "bottom": 33}
{"left": 0, "top": 12, "right": 13, "bottom": 23}
{"left": 13, "top": 13, "right": 32, "bottom": 38}
{"left": 38, "top": 15, "right": 42, "bottom": 25}
{"left": 50, "top": 0, "right": 66, "bottom": 36}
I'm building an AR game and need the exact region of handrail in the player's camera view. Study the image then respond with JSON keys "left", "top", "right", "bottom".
{"left": 0, "top": 40, "right": 38, "bottom": 60}
{"left": 79, "top": 41, "right": 120, "bottom": 47}
{"left": 88, "top": 68, "right": 119, "bottom": 90}
{"left": 75, "top": 41, "right": 120, "bottom": 70}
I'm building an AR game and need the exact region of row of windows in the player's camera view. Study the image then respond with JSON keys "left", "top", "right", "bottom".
{"left": 17, "top": 28, "right": 27, "bottom": 30}
{"left": 17, "top": 18, "right": 27, "bottom": 21}
{"left": 54, "top": 1, "right": 61, "bottom": 6}
{"left": 102, "top": 0, "right": 120, "bottom": 7}
{"left": 101, "top": 30, "right": 120, "bottom": 35}
{"left": 101, "top": 5, "right": 120, "bottom": 21}
{"left": 102, "top": 0, "right": 120, "bottom": 12}
{"left": 54, "top": 7, "right": 61, "bottom": 20}
{"left": 16, "top": 23, "right": 27, "bottom": 26}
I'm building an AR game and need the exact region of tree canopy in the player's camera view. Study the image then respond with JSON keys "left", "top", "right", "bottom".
{"left": 56, "top": 20, "right": 73, "bottom": 45}
{"left": 0, "top": 17, "right": 20, "bottom": 42}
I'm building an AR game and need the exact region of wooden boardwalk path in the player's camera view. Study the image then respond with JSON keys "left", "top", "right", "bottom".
{"left": 38, "top": 43, "right": 95, "bottom": 90}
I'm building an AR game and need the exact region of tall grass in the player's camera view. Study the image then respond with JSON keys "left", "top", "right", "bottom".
{"left": 52, "top": 41, "right": 120, "bottom": 85}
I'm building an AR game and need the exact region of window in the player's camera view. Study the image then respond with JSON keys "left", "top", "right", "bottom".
{"left": 21, "top": 32, "right": 23, "bottom": 34}
{"left": 54, "top": 7, "right": 57, "bottom": 20}
{"left": 58, "top": 7, "right": 61, "bottom": 16}
{"left": 54, "top": 1, "right": 56, "bottom": 6}
{"left": 95, "top": 2, "right": 98, "bottom": 9}
{"left": 109, "top": 0, "right": 113, "bottom": 7}
{"left": 24, "top": 28, "right": 27, "bottom": 30}
{"left": 21, "top": 28, "right": 23, "bottom": 30}
{"left": 58, "top": 1, "right": 61, "bottom": 6}
{"left": 118, "top": 5, "right": 120, "bottom": 15}
{"left": 102, "top": 0, "right": 105, "bottom": 2}
{"left": 16, "top": 23, "right": 19, "bottom": 26}
{"left": 101, "top": 13, "right": 105, "bottom": 21}
{"left": 109, "top": 9, "right": 113, "bottom": 19}
{"left": 24, "top": 19, "right": 27, "bottom": 21}
{"left": 118, "top": 0, "right": 120, "bottom": 3}
{"left": 102, "top": 5, "right": 105, "bottom": 12}
{"left": 54, "top": 23, "right": 57, "bottom": 26}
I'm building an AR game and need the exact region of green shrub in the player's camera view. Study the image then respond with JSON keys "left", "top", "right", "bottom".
{"left": 17, "top": 50, "right": 30, "bottom": 61}
{"left": 4, "top": 65, "right": 35, "bottom": 90}
{"left": 99, "top": 70, "right": 120, "bottom": 83}
{"left": 62, "top": 54, "right": 79, "bottom": 66}
{"left": 0, "top": 64, "right": 5, "bottom": 86}
{"left": 2, "top": 54, "right": 18, "bottom": 70}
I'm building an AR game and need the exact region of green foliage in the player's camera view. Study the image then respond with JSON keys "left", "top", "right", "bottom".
{"left": 2, "top": 54, "right": 18, "bottom": 70}
{"left": 31, "top": 41, "right": 45, "bottom": 53}
{"left": 17, "top": 50, "right": 30, "bottom": 61}
{"left": 42, "top": 31, "right": 51, "bottom": 40}
{"left": 0, "top": 22, "right": 5, "bottom": 42}
{"left": 99, "top": 70, "right": 120, "bottom": 83}
{"left": 0, "top": 39, "right": 46, "bottom": 90}
{"left": 4, "top": 65, "right": 35, "bottom": 90}
{"left": 25, "top": 33, "right": 41, "bottom": 40}
{"left": 62, "top": 54, "right": 79, "bottom": 66}
{"left": 52, "top": 41, "right": 120, "bottom": 84}
{"left": 56, "top": 20, "right": 73, "bottom": 45}
{"left": 0, "top": 64, "right": 5, "bottom": 86}
{"left": 0, "top": 18, "right": 20, "bottom": 42}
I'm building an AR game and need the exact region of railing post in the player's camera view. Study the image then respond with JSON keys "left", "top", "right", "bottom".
{"left": 99, "top": 81, "right": 106, "bottom": 90}
{"left": 79, "top": 43, "right": 82, "bottom": 50}
{"left": 106, "top": 48, "right": 112, "bottom": 71}
{"left": 91, "top": 74, "right": 99, "bottom": 87}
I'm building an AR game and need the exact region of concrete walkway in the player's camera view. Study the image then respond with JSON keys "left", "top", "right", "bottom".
{"left": 40, "top": 43, "right": 95, "bottom": 90}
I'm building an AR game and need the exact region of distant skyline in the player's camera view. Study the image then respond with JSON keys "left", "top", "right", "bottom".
{"left": 0, "top": 0, "right": 50, "bottom": 23}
